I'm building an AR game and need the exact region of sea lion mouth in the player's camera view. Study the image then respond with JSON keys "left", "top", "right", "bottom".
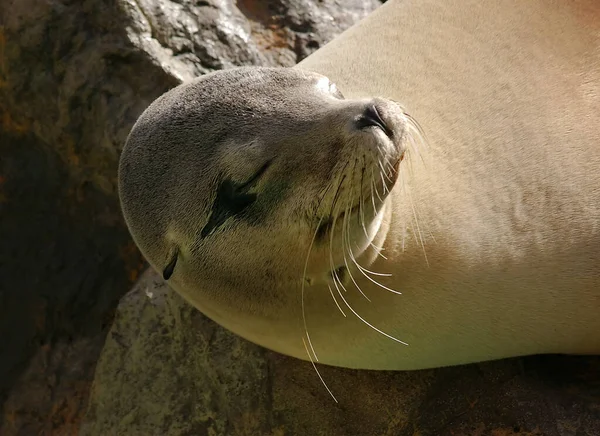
{"left": 315, "top": 152, "right": 404, "bottom": 242}
{"left": 386, "top": 153, "right": 403, "bottom": 189}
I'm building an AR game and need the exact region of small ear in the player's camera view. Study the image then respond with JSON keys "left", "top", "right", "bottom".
{"left": 163, "top": 248, "right": 179, "bottom": 280}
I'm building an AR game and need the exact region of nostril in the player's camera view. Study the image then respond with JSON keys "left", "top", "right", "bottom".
{"left": 355, "top": 104, "right": 393, "bottom": 138}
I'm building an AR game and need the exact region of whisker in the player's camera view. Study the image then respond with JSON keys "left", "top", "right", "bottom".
{"left": 404, "top": 113, "right": 428, "bottom": 164}
{"left": 302, "top": 215, "right": 324, "bottom": 362}
{"left": 302, "top": 337, "right": 338, "bottom": 403}
{"left": 328, "top": 193, "right": 348, "bottom": 312}
{"left": 324, "top": 155, "right": 409, "bottom": 355}
{"left": 343, "top": 192, "right": 399, "bottom": 291}
{"left": 354, "top": 261, "right": 393, "bottom": 278}
{"left": 341, "top": 188, "right": 371, "bottom": 302}
{"left": 348, "top": 213, "right": 392, "bottom": 275}
{"left": 371, "top": 168, "right": 384, "bottom": 202}
{"left": 378, "top": 159, "right": 394, "bottom": 185}
{"left": 332, "top": 275, "right": 409, "bottom": 346}
{"left": 359, "top": 164, "right": 369, "bottom": 239}
{"left": 329, "top": 175, "right": 347, "bottom": 219}
{"left": 405, "top": 112, "right": 428, "bottom": 146}
{"left": 328, "top": 284, "right": 347, "bottom": 317}
{"left": 371, "top": 247, "right": 388, "bottom": 260}
{"left": 367, "top": 241, "right": 388, "bottom": 261}
{"left": 307, "top": 331, "right": 319, "bottom": 359}
{"left": 381, "top": 173, "right": 389, "bottom": 195}
{"left": 370, "top": 173, "right": 378, "bottom": 217}
{"left": 348, "top": 251, "right": 400, "bottom": 294}
{"left": 299, "top": 172, "right": 346, "bottom": 401}
{"left": 300, "top": 177, "right": 340, "bottom": 364}
{"left": 407, "top": 187, "right": 429, "bottom": 266}
{"left": 359, "top": 161, "right": 387, "bottom": 259}
{"left": 379, "top": 168, "right": 389, "bottom": 195}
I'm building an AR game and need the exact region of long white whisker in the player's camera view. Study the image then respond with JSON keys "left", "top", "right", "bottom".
{"left": 354, "top": 261, "right": 393, "bottom": 278}
{"left": 368, "top": 242, "right": 388, "bottom": 261}
{"left": 343, "top": 191, "right": 399, "bottom": 291}
{"left": 359, "top": 166, "right": 369, "bottom": 239}
{"left": 342, "top": 188, "right": 393, "bottom": 281}
{"left": 405, "top": 113, "right": 429, "bottom": 167}
{"left": 380, "top": 171, "right": 389, "bottom": 195}
{"left": 325, "top": 154, "right": 409, "bottom": 349}
{"left": 378, "top": 159, "right": 393, "bottom": 185}
{"left": 329, "top": 203, "right": 345, "bottom": 296}
{"left": 359, "top": 162, "right": 387, "bottom": 259}
{"left": 332, "top": 275, "right": 409, "bottom": 346}
{"left": 407, "top": 187, "right": 429, "bottom": 266}
{"left": 371, "top": 167, "right": 383, "bottom": 202}
{"left": 328, "top": 284, "right": 346, "bottom": 317}
{"left": 341, "top": 188, "right": 371, "bottom": 302}
{"left": 300, "top": 178, "right": 341, "bottom": 363}
{"left": 298, "top": 175, "right": 346, "bottom": 401}
{"left": 347, "top": 247, "right": 400, "bottom": 294}
{"left": 306, "top": 331, "right": 318, "bottom": 359}
{"left": 302, "top": 337, "right": 338, "bottom": 403}
{"left": 302, "top": 218, "right": 324, "bottom": 362}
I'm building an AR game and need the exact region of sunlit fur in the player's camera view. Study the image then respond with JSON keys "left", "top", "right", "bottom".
{"left": 297, "top": 0, "right": 600, "bottom": 372}
{"left": 120, "top": 0, "right": 600, "bottom": 379}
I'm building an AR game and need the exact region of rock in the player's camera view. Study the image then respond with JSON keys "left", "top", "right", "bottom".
{"left": 0, "top": 130, "right": 142, "bottom": 436}
{"left": 83, "top": 269, "right": 600, "bottom": 436}
{"left": 81, "top": 270, "right": 273, "bottom": 436}
{"left": 81, "top": 269, "right": 433, "bottom": 436}
{"left": 0, "top": 0, "right": 379, "bottom": 434}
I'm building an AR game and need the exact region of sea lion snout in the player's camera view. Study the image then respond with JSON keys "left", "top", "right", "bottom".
{"left": 355, "top": 103, "right": 393, "bottom": 138}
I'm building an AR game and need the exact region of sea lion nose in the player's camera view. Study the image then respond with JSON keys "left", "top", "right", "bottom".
{"left": 355, "top": 104, "right": 393, "bottom": 138}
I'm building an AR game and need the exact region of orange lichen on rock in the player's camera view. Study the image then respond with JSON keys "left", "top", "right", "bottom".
{"left": 1, "top": 109, "right": 29, "bottom": 135}
{"left": 62, "top": 137, "right": 81, "bottom": 168}
{"left": 119, "top": 241, "right": 146, "bottom": 284}
{"left": 237, "top": 0, "right": 293, "bottom": 55}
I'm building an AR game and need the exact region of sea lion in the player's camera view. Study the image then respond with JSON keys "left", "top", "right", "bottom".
{"left": 119, "top": 0, "right": 600, "bottom": 371}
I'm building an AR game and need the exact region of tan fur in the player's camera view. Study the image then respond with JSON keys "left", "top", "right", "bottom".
{"left": 120, "top": 0, "right": 600, "bottom": 370}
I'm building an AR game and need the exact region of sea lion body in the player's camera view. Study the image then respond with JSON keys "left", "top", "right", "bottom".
{"left": 120, "top": 0, "right": 600, "bottom": 370}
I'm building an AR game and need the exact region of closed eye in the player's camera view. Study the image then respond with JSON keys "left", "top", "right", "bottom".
{"left": 200, "top": 160, "right": 273, "bottom": 238}
{"left": 238, "top": 159, "right": 273, "bottom": 191}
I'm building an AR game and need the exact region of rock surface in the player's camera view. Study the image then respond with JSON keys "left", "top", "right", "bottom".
{"left": 0, "top": 0, "right": 379, "bottom": 434}
{"left": 83, "top": 269, "right": 600, "bottom": 436}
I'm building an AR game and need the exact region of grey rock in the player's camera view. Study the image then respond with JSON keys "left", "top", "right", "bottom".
{"left": 1, "top": 0, "right": 380, "bottom": 197}
{"left": 82, "top": 270, "right": 273, "bottom": 436}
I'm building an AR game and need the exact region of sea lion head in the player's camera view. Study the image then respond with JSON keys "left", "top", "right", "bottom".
{"left": 119, "top": 66, "right": 419, "bottom": 319}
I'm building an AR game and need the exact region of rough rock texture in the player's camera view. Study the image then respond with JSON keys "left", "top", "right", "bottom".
{"left": 0, "top": 0, "right": 379, "bottom": 434}
{"left": 83, "top": 270, "right": 600, "bottom": 436}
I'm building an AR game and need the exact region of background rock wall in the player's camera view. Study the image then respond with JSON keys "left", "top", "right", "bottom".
{"left": 0, "top": 0, "right": 380, "bottom": 434}
{"left": 1, "top": 0, "right": 599, "bottom": 435}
